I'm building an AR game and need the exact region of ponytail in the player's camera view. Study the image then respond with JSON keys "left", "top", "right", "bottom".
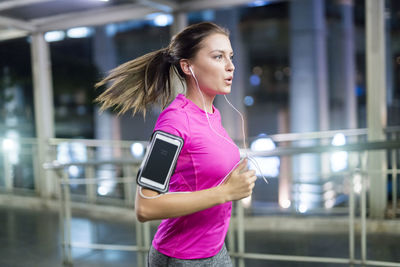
{"left": 95, "top": 22, "right": 229, "bottom": 117}
{"left": 95, "top": 47, "right": 178, "bottom": 117}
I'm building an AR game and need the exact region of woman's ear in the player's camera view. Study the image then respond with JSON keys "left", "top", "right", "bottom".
{"left": 179, "top": 59, "right": 192, "bottom": 76}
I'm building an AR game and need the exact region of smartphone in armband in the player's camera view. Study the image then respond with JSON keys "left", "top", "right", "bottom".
{"left": 136, "top": 130, "right": 184, "bottom": 193}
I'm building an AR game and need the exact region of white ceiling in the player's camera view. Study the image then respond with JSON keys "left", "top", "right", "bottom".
{"left": 0, "top": 0, "right": 266, "bottom": 41}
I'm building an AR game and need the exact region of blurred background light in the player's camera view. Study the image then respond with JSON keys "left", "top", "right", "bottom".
{"left": 324, "top": 199, "right": 336, "bottom": 209}
{"left": 332, "top": 133, "right": 346, "bottom": 146}
{"left": 154, "top": 14, "right": 171, "bottom": 26}
{"left": 146, "top": 13, "right": 173, "bottom": 27}
{"left": 251, "top": 135, "right": 275, "bottom": 151}
{"left": 98, "top": 185, "right": 110, "bottom": 196}
{"left": 67, "top": 27, "right": 92, "bottom": 38}
{"left": 68, "top": 165, "right": 80, "bottom": 177}
{"left": 2, "top": 138, "right": 20, "bottom": 164}
{"left": 57, "top": 143, "right": 70, "bottom": 164}
{"left": 241, "top": 195, "right": 252, "bottom": 208}
{"left": 248, "top": 0, "right": 271, "bottom": 7}
{"left": 105, "top": 24, "right": 117, "bottom": 37}
{"left": 3, "top": 130, "right": 20, "bottom": 164}
{"left": 56, "top": 142, "right": 87, "bottom": 188}
{"left": 298, "top": 203, "right": 308, "bottom": 213}
{"left": 253, "top": 66, "right": 263, "bottom": 75}
{"left": 244, "top": 95, "right": 254, "bottom": 106}
{"left": 57, "top": 142, "right": 87, "bottom": 164}
{"left": 96, "top": 167, "right": 116, "bottom": 196}
{"left": 353, "top": 173, "right": 362, "bottom": 194}
{"left": 323, "top": 190, "right": 336, "bottom": 201}
{"left": 330, "top": 133, "right": 348, "bottom": 172}
{"left": 44, "top": 31, "right": 65, "bottom": 42}
{"left": 131, "top": 142, "right": 144, "bottom": 158}
{"left": 280, "top": 199, "right": 291, "bottom": 209}
{"left": 97, "top": 175, "right": 114, "bottom": 196}
{"left": 2, "top": 138, "right": 17, "bottom": 152}
{"left": 250, "top": 74, "right": 261, "bottom": 86}
{"left": 249, "top": 135, "right": 280, "bottom": 177}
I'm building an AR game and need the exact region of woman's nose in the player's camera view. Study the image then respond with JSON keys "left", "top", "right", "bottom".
{"left": 226, "top": 59, "right": 235, "bottom": 72}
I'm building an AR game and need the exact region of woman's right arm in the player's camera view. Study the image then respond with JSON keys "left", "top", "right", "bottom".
{"left": 135, "top": 158, "right": 256, "bottom": 222}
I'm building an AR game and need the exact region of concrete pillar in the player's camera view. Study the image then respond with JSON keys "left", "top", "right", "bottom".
{"left": 30, "top": 32, "right": 55, "bottom": 198}
{"left": 93, "top": 25, "right": 121, "bottom": 149}
{"left": 289, "top": 0, "right": 329, "bottom": 209}
{"left": 170, "top": 12, "right": 188, "bottom": 97}
{"left": 385, "top": 2, "right": 393, "bottom": 107}
{"left": 366, "top": 0, "right": 387, "bottom": 218}
{"left": 278, "top": 108, "right": 291, "bottom": 209}
{"left": 214, "top": 9, "right": 247, "bottom": 143}
{"left": 92, "top": 26, "right": 121, "bottom": 199}
{"left": 171, "top": 11, "right": 187, "bottom": 37}
{"left": 331, "top": 0, "right": 357, "bottom": 130}
{"left": 341, "top": 0, "right": 357, "bottom": 130}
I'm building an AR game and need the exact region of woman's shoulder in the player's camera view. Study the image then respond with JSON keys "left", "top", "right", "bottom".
{"left": 154, "top": 95, "right": 191, "bottom": 139}
{"left": 158, "top": 95, "right": 190, "bottom": 122}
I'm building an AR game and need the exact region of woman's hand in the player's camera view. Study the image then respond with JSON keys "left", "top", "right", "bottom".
{"left": 135, "top": 158, "right": 257, "bottom": 222}
{"left": 220, "top": 158, "right": 257, "bottom": 202}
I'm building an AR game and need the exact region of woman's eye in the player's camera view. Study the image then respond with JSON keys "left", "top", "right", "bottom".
{"left": 214, "top": 55, "right": 223, "bottom": 60}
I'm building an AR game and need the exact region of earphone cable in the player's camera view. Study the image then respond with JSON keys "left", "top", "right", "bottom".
{"left": 190, "top": 66, "right": 268, "bottom": 185}
{"left": 139, "top": 68, "right": 268, "bottom": 200}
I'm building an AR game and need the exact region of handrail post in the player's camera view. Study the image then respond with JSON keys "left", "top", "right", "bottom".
{"left": 227, "top": 220, "right": 235, "bottom": 264}
{"left": 3, "top": 152, "right": 13, "bottom": 192}
{"left": 135, "top": 221, "right": 144, "bottom": 267}
{"left": 86, "top": 148, "right": 96, "bottom": 204}
{"left": 58, "top": 172, "right": 67, "bottom": 265}
{"left": 237, "top": 200, "right": 245, "bottom": 267}
{"left": 143, "top": 222, "right": 151, "bottom": 266}
{"left": 123, "top": 149, "right": 135, "bottom": 206}
{"left": 58, "top": 169, "right": 73, "bottom": 266}
{"left": 62, "top": 170, "right": 73, "bottom": 265}
{"left": 391, "top": 133, "right": 398, "bottom": 217}
{"left": 32, "top": 144, "right": 41, "bottom": 195}
{"left": 349, "top": 171, "right": 355, "bottom": 264}
{"left": 360, "top": 152, "right": 368, "bottom": 264}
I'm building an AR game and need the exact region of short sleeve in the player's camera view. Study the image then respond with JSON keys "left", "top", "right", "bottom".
{"left": 154, "top": 108, "right": 191, "bottom": 146}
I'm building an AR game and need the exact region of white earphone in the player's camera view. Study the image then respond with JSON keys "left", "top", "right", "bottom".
{"left": 139, "top": 61, "right": 268, "bottom": 199}
{"left": 187, "top": 63, "right": 269, "bottom": 185}
{"left": 188, "top": 65, "right": 194, "bottom": 76}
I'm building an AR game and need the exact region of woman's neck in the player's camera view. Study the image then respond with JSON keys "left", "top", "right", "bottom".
{"left": 185, "top": 86, "right": 215, "bottom": 114}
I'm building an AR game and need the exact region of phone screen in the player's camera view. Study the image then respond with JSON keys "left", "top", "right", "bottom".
{"left": 141, "top": 138, "right": 179, "bottom": 185}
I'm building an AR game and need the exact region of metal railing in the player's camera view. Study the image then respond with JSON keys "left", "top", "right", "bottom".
{"left": 1, "top": 128, "right": 400, "bottom": 266}
{"left": 42, "top": 138, "right": 400, "bottom": 267}
{"left": 0, "top": 137, "right": 39, "bottom": 194}
{"left": 230, "top": 140, "right": 400, "bottom": 267}
{"left": 44, "top": 160, "right": 146, "bottom": 266}
{"left": 1, "top": 127, "right": 396, "bottom": 198}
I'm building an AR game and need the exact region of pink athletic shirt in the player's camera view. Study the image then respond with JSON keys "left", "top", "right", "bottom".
{"left": 152, "top": 94, "right": 240, "bottom": 259}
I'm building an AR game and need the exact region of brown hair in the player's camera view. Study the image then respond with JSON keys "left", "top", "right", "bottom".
{"left": 95, "top": 22, "right": 229, "bottom": 116}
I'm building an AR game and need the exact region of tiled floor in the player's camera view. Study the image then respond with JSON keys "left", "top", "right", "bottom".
{"left": 0, "top": 206, "right": 399, "bottom": 267}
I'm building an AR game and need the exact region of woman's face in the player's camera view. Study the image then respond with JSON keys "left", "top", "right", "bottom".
{"left": 189, "top": 33, "right": 235, "bottom": 97}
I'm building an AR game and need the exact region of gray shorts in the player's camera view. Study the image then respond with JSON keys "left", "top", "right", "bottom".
{"left": 148, "top": 244, "right": 233, "bottom": 267}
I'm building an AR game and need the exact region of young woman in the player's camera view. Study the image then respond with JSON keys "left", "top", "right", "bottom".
{"left": 96, "top": 22, "right": 256, "bottom": 267}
